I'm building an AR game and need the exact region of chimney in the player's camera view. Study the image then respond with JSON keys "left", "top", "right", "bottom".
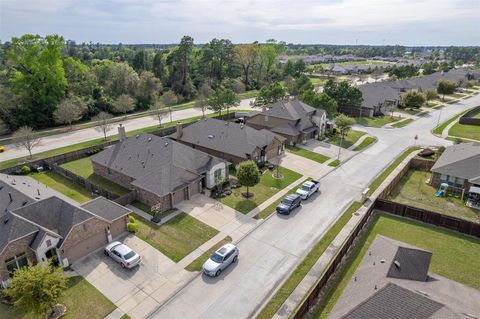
{"left": 176, "top": 122, "right": 183, "bottom": 139}
{"left": 262, "top": 105, "right": 267, "bottom": 113}
{"left": 118, "top": 124, "right": 126, "bottom": 142}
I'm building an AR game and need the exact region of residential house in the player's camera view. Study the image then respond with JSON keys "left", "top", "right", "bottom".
{"left": 246, "top": 99, "right": 326, "bottom": 145}
{"left": 91, "top": 129, "right": 227, "bottom": 211}
{"left": 430, "top": 143, "right": 480, "bottom": 203}
{"left": 0, "top": 180, "right": 130, "bottom": 287}
{"left": 169, "top": 118, "right": 285, "bottom": 165}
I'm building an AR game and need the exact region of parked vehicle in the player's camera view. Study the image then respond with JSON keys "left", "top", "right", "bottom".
{"left": 104, "top": 241, "right": 141, "bottom": 269}
{"left": 276, "top": 194, "right": 302, "bottom": 215}
{"left": 203, "top": 243, "right": 239, "bottom": 277}
{"left": 295, "top": 180, "right": 320, "bottom": 200}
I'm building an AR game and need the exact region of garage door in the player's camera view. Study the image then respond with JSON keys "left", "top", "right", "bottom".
{"left": 189, "top": 181, "right": 201, "bottom": 196}
{"left": 64, "top": 232, "right": 108, "bottom": 264}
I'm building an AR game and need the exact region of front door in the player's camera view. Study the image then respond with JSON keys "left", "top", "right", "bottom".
{"left": 45, "top": 248, "right": 59, "bottom": 266}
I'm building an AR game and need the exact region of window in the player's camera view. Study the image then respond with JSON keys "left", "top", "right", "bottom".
{"left": 440, "top": 174, "right": 448, "bottom": 183}
{"left": 448, "top": 175, "right": 456, "bottom": 185}
{"left": 46, "top": 239, "right": 52, "bottom": 248}
{"left": 5, "top": 254, "right": 28, "bottom": 277}
{"left": 456, "top": 178, "right": 465, "bottom": 188}
{"left": 214, "top": 169, "right": 222, "bottom": 181}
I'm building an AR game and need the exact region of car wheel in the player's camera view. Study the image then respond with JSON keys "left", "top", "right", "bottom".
{"left": 215, "top": 269, "right": 221, "bottom": 277}
{"left": 104, "top": 250, "right": 109, "bottom": 256}
{"left": 121, "top": 262, "right": 126, "bottom": 268}
{"left": 233, "top": 256, "right": 238, "bottom": 263}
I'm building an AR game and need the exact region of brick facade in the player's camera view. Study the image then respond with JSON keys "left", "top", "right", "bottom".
{"left": 0, "top": 234, "right": 37, "bottom": 283}
{"left": 430, "top": 172, "right": 471, "bottom": 197}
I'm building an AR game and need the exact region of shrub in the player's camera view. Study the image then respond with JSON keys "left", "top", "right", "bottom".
{"left": 20, "top": 165, "right": 31, "bottom": 175}
{"left": 128, "top": 215, "right": 135, "bottom": 223}
{"left": 127, "top": 222, "right": 137, "bottom": 233}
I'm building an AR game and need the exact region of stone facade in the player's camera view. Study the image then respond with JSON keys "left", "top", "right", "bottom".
{"left": 0, "top": 234, "right": 37, "bottom": 284}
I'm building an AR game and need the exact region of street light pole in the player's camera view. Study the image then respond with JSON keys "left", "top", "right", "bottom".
{"left": 337, "top": 134, "right": 344, "bottom": 161}
{"left": 436, "top": 107, "right": 443, "bottom": 127}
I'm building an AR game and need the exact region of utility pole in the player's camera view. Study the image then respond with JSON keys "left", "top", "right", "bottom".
{"left": 337, "top": 134, "right": 344, "bottom": 161}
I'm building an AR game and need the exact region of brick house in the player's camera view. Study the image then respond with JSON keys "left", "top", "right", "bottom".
{"left": 430, "top": 143, "right": 480, "bottom": 200}
{"left": 0, "top": 181, "right": 130, "bottom": 287}
{"left": 91, "top": 130, "right": 227, "bottom": 211}
{"left": 169, "top": 118, "right": 286, "bottom": 165}
{"left": 245, "top": 99, "right": 326, "bottom": 145}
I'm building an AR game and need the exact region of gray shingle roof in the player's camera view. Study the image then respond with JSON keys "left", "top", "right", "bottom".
{"left": 0, "top": 211, "right": 38, "bottom": 254}
{"left": 81, "top": 197, "right": 131, "bottom": 222}
{"left": 387, "top": 247, "right": 432, "bottom": 281}
{"left": 266, "top": 99, "right": 317, "bottom": 121}
{"left": 91, "top": 134, "right": 223, "bottom": 197}
{"left": 342, "top": 283, "right": 447, "bottom": 319}
{"left": 431, "top": 142, "right": 480, "bottom": 182}
{"left": 12, "top": 197, "right": 93, "bottom": 239}
{"left": 0, "top": 180, "right": 35, "bottom": 216}
{"left": 171, "top": 118, "right": 284, "bottom": 159}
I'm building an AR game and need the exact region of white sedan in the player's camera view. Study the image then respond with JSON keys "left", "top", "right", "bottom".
{"left": 104, "top": 241, "right": 141, "bottom": 269}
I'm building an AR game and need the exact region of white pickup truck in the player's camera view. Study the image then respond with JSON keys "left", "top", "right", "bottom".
{"left": 295, "top": 180, "right": 320, "bottom": 200}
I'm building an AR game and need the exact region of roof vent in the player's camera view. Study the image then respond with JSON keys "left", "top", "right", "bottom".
{"left": 164, "top": 141, "right": 169, "bottom": 146}
{"left": 8, "top": 192, "right": 12, "bottom": 202}
{"left": 148, "top": 137, "right": 152, "bottom": 142}
{"left": 136, "top": 134, "right": 140, "bottom": 139}
{"left": 3, "top": 218, "right": 8, "bottom": 225}
{"left": 208, "top": 134, "right": 215, "bottom": 139}
{"left": 394, "top": 260, "right": 401, "bottom": 269}
{"left": 225, "top": 122, "right": 228, "bottom": 126}
{"left": 22, "top": 201, "right": 28, "bottom": 206}
{"left": 240, "top": 124, "right": 244, "bottom": 129}
{"left": 204, "top": 118, "right": 207, "bottom": 121}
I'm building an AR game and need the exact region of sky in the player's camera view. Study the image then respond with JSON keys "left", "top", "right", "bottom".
{"left": 1, "top": 0, "right": 479, "bottom": 46}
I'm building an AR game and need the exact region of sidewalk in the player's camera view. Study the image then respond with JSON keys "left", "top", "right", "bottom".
{"left": 268, "top": 150, "right": 420, "bottom": 319}
{"left": 347, "top": 134, "right": 372, "bottom": 151}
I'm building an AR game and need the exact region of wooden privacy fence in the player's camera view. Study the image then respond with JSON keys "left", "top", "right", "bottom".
{"left": 459, "top": 105, "right": 480, "bottom": 125}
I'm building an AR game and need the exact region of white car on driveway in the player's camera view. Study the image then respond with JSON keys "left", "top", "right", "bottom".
{"left": 203, "top": 243, "right": 239, "bottom": 277}
{"left": 295, "top": 180, "right": 320, "bottom": 200}
{"left": 104, "top": 241, "right": 141, "bottom": 269}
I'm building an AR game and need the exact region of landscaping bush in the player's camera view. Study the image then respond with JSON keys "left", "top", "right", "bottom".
{"left": 20, "top": 165, "right": 31, "bottom": 175}
{"left": 128, "top": 215, "right": 135, "bottom": 224}
{"left": 86, "top": 148, "right": 102, "bottom": 156}
{"left": 127, "top": 223, "right": 137, "bottom": 233}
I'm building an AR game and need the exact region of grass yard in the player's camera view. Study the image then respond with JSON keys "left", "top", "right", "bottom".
{"left": 135, "top": 213, "right": 218, "bottom": 262}
{"left": 60, "top": 157, "right": 130, "bottom": 195}
{"left": 432, "top": 108, "right": 472, "bottom": 135}
{"left": 219, "top": 167, "right": 302, "bottom": 214}
{"left": 392, "top": 118, "right": 414, "bottom": 128}
{"left": 256, "top": 201, "right": 363, "bottom": 319}
{"left": 286, "top": 145, "right": 330, "bottom": 164}
{"left": 448, "top": 122, "right": 480, "bottom": 141}
{"left": 328, "top": 160, "right": 340, "bottom": 167}
{"left": 353, "top": 136, "right": 377, "bottom": 151}
{"left": 0, "top": 276, "right": 116, "bottom": 319}
{"left": 30, "top": 171, "right": 92, "bottom": 203}
{"left": 387, "top": 169, "right": 480, "bottom": 223}
{"left": 255, "top": 178, "right": 310, "bottom": 220}
{"left": 185, "top": 236, "right": 232, "bottom": 271}
{"left": 367, "top": 147, "right": 420, "bottom": 196}
{"left": 313, "top": 213, "right": 480, "bottom": 318}
{"left": 328, "top": 130, "right": 365, "bottom": 149}
{"left": 308, "top": 77, "right": 326, "bottom": 85}
{"left": 356, "top": 115, "right": 401, "bottom": 128}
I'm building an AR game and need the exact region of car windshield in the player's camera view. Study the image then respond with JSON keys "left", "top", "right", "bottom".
{"left": 210, "top": 253, "right": 224, "bottom": 263}
{"left": 124, "top": 251, "right": 136, "bottom": 260}
{"left": 300, "top": 185, "right": 310, "bottom": 191}
{"left": 282, "top": 198, "right": 293, "bottom": 205}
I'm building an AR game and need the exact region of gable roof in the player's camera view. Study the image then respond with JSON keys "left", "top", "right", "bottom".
{"left": 91, "top": 134, "right": 223, "bottom": 197}
{"left": 265, "top": 99, "right": 317, "bottom": 121}
{"left": 171, "top": 118, "right": 285, "bottom": 159}
{"left": 387, "top": 247, "right": 432, "bottom": 281}
{"left": 80, "top": 197, "right": 131, "bottom": 222}
{"left": 342, "top": 283, "right": 449, "bottom": 319}
{"left": 0, "top": 180, "right": 35, "bottom": 216}
{"left": 0, "top": 211, "right": 39, "bottom": 255}
{"left": 431, "top": 142, "right": 480, "bottom": 181}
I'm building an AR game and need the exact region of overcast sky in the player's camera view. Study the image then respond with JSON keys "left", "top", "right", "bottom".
{"left": 1, "top": 0, "right": 479, "bottom": 45}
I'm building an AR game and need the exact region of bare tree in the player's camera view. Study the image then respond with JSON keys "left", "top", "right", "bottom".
{"left": 161, "top": 90, "right": 178, "bottom": 123}
{"left": 150, "top": 98, "right": 168, "bottom": 127}
{"left": 112, "top": 94, "right": 136, "bottom": 119}
{"left": 194, "top": 96, "right": 209, "bottom": 118}
{"left": 13, "top": 126, "right": 41, "bottom": 159}
{"left": 93, "top": 112, "right": 114, "bottom": 140}
{"left": 53, "top": 96, "right": 87, "bottom": 130}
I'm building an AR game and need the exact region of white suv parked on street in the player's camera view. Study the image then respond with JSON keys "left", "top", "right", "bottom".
{"left": 202, "top": 243, "right": 239, "bottom": 277}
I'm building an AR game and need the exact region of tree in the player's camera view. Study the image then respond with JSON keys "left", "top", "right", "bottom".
{"left": 402, "top": 91, "right": 426, "bottom": 109}
{"left": 334, "top": 114, "right": 356, "bottom": 151}
{"left": 208, "top": 87, "right": 240, "bottom": 115}
{"left": 7, "top": 34, "right": 67, "bottom": 128}
{"left": 301, "top": 90, "right": 337, "bottom": 119}
{"left": 132, "top": 49, "right": 148, "bottom": 72}
{"left": 287, "top": 75, "right": 313, "bottom": 97}
{"left": 13, "top": 126, "right": 41, "bottom": 159}
{"left": 54, "top": 96, "right": 87, "bottom": 129}
{"left": 136, "top": 71, "right": 162, "bottom": 109}
{"left": 234, "top": 44, "right": 258, "bottom": 88}
{"left": 150, "top": 98, "right": 168, "bottom": 127}
{"left": 93, "top": 111, "right": 114, "bottom": 140}
{"left": 112, "top": 94, "right": 135, "bottom": 118}
{"left": 152, "top": 50, "right": 166, "bottom": 80}
{"left": 437, "top": 80, "right": 456, "bottom": 100}
{"left": 323, "top": 80, "right": 363, "bottom": 111}
{"left": 425, "top": 89, "right": 438, "bottom": 102}
{"left": 161, "top": 90, "right": 178, "bottom": 122}
{"left": 6, "top": 261, "right": 66, "bottom": 318}
{"left": 254, "top": 82, "right": 286, "bottom": 106}
{"left": 236, "top": 160, "right": 260, "bottom": 198}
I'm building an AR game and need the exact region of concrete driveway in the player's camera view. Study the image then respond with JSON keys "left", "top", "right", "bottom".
{"left": 73, "top": 234, "right": 195, "bottom": 319}
{"left": 279, "top": 152, "right": 332, "bottom": 179}
{"left": 299, "top": 139, "right": 356, "bottom": 162}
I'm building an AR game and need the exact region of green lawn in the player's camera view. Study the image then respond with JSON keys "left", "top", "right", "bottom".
{"left": 256, "top": 201, "right": 363, "bottom": 319}
{"left": 0, "top": 276, "right": 116, "bottom": 319}
{"left": 353, "top": 136, "right": 377, "bottom": 151}
{"left": 328, "top": 130, "right": 365, "bottom": 149}
{"left": 219, "top": 167, "right": 302, "bottom": 214}
{"left": 356, "top": 116, "right": 402, "bottom": 128}
{"left": 313, "top": 213, "right": 480, "bottom": 318}
{"left": 135, "top": 213, "right": 218, "bottom": 262}
{"left": 392, "top": 118, "right": 414, "bottom": 128}
{"left": 328, "top": 160, "right": 340, "bottom": 167}
{"left": 255, "top": 178, "right": 310, "bottom": 220}
{"left": 449, "top": 122, "right": 480, "bottom": 141}
{"left": 387, "top": 169, "right": 480, "bottom": 223}
{"left": 308, "top": 77, "right": 326, "bottom": 85}
{"left": 432, "top": 108, "right": 472, "bottom": 135}
{"left": 286, "top": 145, "right": 330, "bottom": 164}
{"left": 367, "top": 147, "right": 420, "bottom": 196}
{"left": 30, "top": 171, "right": 92, "bottom": 203}
{"left": 60, "top": 157, "right": 130, "bottom": 195}
{"left": 185, "top": 236, "right": 232, "bottom": 272}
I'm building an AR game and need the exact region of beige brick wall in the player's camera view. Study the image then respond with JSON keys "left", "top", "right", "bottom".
{"left": 0, "top": 234, "right": 37, "bottom": 282}
{"left": 92, "top": 161, "right": 134, "bottom": 189}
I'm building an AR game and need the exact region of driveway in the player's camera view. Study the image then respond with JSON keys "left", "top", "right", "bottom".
{"left": 279, "top": 152, "right": 332, "bottom": 179}
{"left": 299, "top": 139, "right": 356, "bottom": 162}
{"left": 73, "top": 234, "right": 195, "bottom": 319}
